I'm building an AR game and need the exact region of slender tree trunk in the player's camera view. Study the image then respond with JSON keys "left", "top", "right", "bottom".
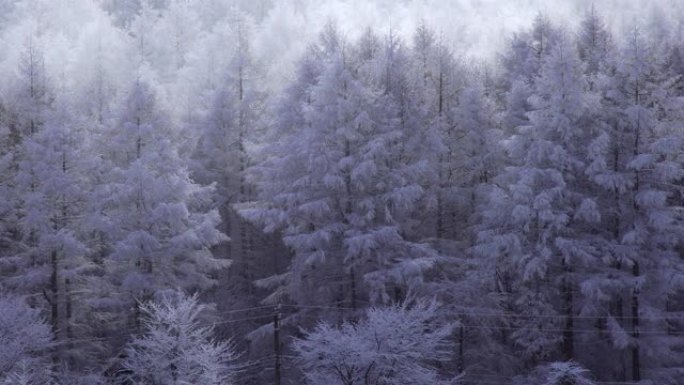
{"left": 343, "top": 138, "right": 356, "bottom": 313}
{"left": 631, "top": 261, "right": 641, "bottom": 382}
{"left": 65, "top": 278, "right": 73, "bottom": 340}
{"left": 50, "top": 250, "right": 60, "bottom": 367}
{"left": 237, "top": 35, "right": 251, "bottom": 292}
{"left": 562, "top": 263, "right": 574, "bottom": 360}
{"left": 612, "top": 260, "right": 627, "bottom": 381}
{"left": 630, "top": 70, "right": 641, "bottom": 383}
{"left": 436, "top": 180, "right": 444, "bottom": 241}
{"left": 50, "top": 250, "right": 59, "bottom": 337}
{"left": 458, "top": 325, "right": 465, "bottom": 373}
{"left": 350, "top": 267, "right": 357, "bottom": 312}
{"left": 436, "top": 63, "right": 445, "bottom": 245}
{"left": 610, "top": 138, "right": 628, "bottom": 381}
{"left": 65, "top": 277, "right": 74, "bottom": 367}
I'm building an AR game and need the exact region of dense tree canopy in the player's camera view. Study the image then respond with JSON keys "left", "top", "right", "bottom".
{"left": 0, "top": 1, "right": 682, "bottom": 384}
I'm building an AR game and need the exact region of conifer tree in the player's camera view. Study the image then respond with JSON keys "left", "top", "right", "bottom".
{"left": 90, "top": 78, "right": 227, "bottom": 337}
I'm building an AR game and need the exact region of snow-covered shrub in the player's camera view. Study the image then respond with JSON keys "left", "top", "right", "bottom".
{"left": 294, "top": 300, "right": 457, "bottom": 385}
{"left": 122, "top": 291, "right": 237, "bottom": 385}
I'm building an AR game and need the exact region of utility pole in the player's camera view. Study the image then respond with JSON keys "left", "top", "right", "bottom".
{"left": 274, "top": 304, "right": 282, "bottom": 385}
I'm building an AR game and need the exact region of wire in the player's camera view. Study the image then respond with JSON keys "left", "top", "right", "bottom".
{"left": 214, "top": 304, "right": 278, "bottom": 316}
{"left": 453, "top": 323, "right": 679, "bottom": 336}
{"left": 55, "top": 314, "right": 275, "bottom": 346}
{"left": 280, "top": 303, "right": 358, "bottom": 311}
{"left": 279, "top": 303, "right": 684, "bottom": 322}
{"left": 47, "top": 300, "right": 684, "bottom": 347}
{"left": 209, "top": 314, "right": 274, "bottom": 326}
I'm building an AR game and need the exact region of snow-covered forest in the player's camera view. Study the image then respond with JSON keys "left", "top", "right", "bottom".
{"left": 0, "top": 0, "right": 683, "bottom": 384}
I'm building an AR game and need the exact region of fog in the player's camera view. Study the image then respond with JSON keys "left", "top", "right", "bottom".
{"left": 1, "top": 0, "right": 681, "bottom": 91}
{"left": 250, "top": 0, "right": 683, "bottom": 84}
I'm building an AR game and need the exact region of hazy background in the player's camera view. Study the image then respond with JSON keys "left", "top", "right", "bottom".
{"left": 0, "top": 0, "right": 681, "bottom": 95}
{"left": 249, "top": 0, "right": 683, "bottom": 85}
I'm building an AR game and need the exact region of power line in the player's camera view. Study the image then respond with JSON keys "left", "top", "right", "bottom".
{"left": 215, "top": 304, "right": 278, "bottom": 315}
{"left": 278, "top": 303, "right": 683, "bottom": 322}
{"left": 451, "top": 323, "right": 679, "bottom": 336}
{"left": 43, "top": 295, "right": 684, "bottom": 347}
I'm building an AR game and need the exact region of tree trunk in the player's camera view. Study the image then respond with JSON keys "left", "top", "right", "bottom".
{"left": 611, "top": 138, "right": 628, "bottom": 381}
{"left": 50, "top": 250, "right": 59, "bottom": 337}
{"left": 350, "top": 267, "right": 357, "bottom": 312}
{"left": 631, "top": 261, "right": 640, "bottom": 382}
{"left": 458, "top": 325, "right": 465, "bottom": 373}
{"left": 562, "top": 263, "right": 574, "bottom": 360}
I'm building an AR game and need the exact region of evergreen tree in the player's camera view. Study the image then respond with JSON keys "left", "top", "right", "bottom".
{"left": 244, "top": 26, "right": 438, "bottom": 321}
{"left": 476, "top": 31, "right": 597, "bottom": 365}
{"left": 90, "top": 78, "right": 227, "bottom": 338}
{"left": 0, "top": 293, "right": 54, "bottom": 385}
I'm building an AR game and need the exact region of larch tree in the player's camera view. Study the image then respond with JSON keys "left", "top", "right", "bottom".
{"left": 500, "top": 13, "right": 559, "bottom": 91}
{"left": 0, "top": 293, "right": 54, "bottom": 385}
{"left": 189, "top": 9, "right": 276, "bottom": 354}
{"left": 13, "top": 90, "right": 94, "bottom": 367}
{"left": 192, "top": 10, "right": 265, "bottom": 299}
{"left": 476, "top": 31, "right": 598, "bottom": 366}
{"left": 90, "top": 77, "right": 227, "bottom": 340}
{"left": 0, "top": 36, "right": 90, "bottom": 369}
{"left": 576, "top": 6, "right": 612, "bottom": 86}
{"left": 244, "top": 25, "right": 376, "bottom": 317}
{"left": 408, "top": 24, "right": 463, "bottom": 249}
{"left": 576, "top": 8, "right": 635, "bottom": 380}
{"left": 243, "top": 25, "right": 439, "bottom": 323}
{"left": 614, "top": 24, "right": 684, "bottom": 382}
{"left": 0, "top": 35, "right": 52, "bottom": 268}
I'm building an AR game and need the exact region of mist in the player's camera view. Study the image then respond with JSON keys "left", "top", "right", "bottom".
{"left": 255, "top": 0, "right": 683, "bottom": 81}
{"left": 1, "top": 0, "right": 683, "bottom": 91}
